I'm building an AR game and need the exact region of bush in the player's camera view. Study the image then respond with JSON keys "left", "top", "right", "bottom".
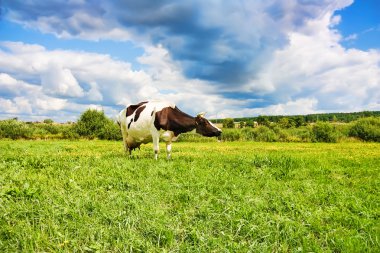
{"left": 73, "top": 109, "right": 122, "bottom": 140}
{"left": 222, "top": 118, "right": 235, "bottom": 128}
{"left": 97, "top": 119, "right": 122, "bottom": 140}
{"left": 62, "top": 125, "right": 80, "bottom": 140}
{"left": 43, "top": 119, "right": 54, "bottom": 124}
{"left": 74, "top": 109, "right": 109, "bottom": 139}
{"left": 254, "top": 126, "right": 278, "bottom": 142}
{"left": 312, "top": 122, "right": 339, "bottom": 143}
{"left": 349, "top": 117, "right": 380, "bottom": 142}
{"left": 39, "top": 124, "right": 62, "bottom": 135}
{"left": 221, "top": 129, "right": 242, "bottom": 141}
{"left": 241, "top": 128, "right": 256, "bottom": 141}
{"left": 0, "top": 119, "right": 33, "bottom": 139}
{"left": 224, "top": 126, "right": 278, "bottom": 142}
{"left": 288, "top": 126, "right": 313, "bottom": 142}
{"left": 178, "top": 132, "right": 218, "bottom": 142}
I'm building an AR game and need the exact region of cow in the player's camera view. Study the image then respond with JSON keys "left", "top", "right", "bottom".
{"left": 117, "top": 101, "right": 222, "bottom": 159}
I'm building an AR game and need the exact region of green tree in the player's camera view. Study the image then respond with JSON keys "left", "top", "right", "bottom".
{"left": 294, "top": 116, "right": 305, "bottom": 127}
{"left": 349, "top": 117, "right": 380, "bottom": 142}
{"left": 312, "top": 122, "right": 339, "bottom": 143}
{"left": 74, "top": 109, "right": 119, "bottom": 139}
{"left": 257, "top": 115, "right": 270, "bottom": 127}
{"left": 43, "top": 119, "right": 54, "bottom": 124}
{"left": 223, "top": 118, "right": 235, "bottom": 128}
{"left": 278, "top": 117, "right": 290, "bottom": 128}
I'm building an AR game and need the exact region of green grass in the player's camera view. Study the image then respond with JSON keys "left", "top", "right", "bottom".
{"left": 0, "top": 140, "right": 379, "bottom": 252}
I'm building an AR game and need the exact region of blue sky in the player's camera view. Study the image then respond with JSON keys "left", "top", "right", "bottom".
{"left": 336, "top": 0, "right": 380, "bottom": 50}
{"left": 0, "top": 0, "right": 379, "bottom": 122}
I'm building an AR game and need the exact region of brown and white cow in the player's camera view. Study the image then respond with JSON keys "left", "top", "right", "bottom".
{"left": 117, "top": 101, "right": 222, "bottom": 159}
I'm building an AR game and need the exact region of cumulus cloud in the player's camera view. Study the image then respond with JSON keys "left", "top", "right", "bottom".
{"left": 245, "top": 12, "right": 380, "bottom": 112}
{"left": 0, "top": 41, "right": 233, "bottom": 121}
{"left": 1, "top": 0, "right": 379, "bottom": 121}
{"left": 0, "top": 41, "right": 150, "bottom": 104}
{"left": 217, "top": 98, "right": 319, "bottom": 118}
{"left": 0, "top": 73, "right": 68, "bottom": 119}
{"left": 2, "top": 0, "right": 355, "bottom": 86}
{"left": 41, "top": 65, "right": 84, "bottom": 97}
{"left": 0, "top": 42, "right": 147, "bottom": 121}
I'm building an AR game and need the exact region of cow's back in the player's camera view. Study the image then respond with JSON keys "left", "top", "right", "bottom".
{"left": 125, "top": 101, "right": 175, "bottom": 141}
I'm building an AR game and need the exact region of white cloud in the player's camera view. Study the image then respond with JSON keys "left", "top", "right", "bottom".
{"left": 0, "top": 41, "right": 230, "bottom": 121}
{"left": 0, "top": 72, "right": 69, "bottom": 120}
{"left": 86, "top": 82, "right": 103, "bottom": 102}
{"left": 217, "top": 98, "right": 319, "bottom": 118}
{"left": 343, "top": 33, "right": 358, "bottom": 41}
{"left": 1, "top": 0, "right": 379, "bottom": 122}
{"left": 245, "top": 11, "right": 380, "bottom": 112}
{"left": 41, "top": 65, "right": 84, "bottom": 97}
{"left": 0, "top": 73, "right": 40, "bottom": 96}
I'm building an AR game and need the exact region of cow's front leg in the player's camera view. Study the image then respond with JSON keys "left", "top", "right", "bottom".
{"left": 152, "top": 134, "right": 160, "bottom": 160}
{"left": 124, "top": 140, "right": 129, "bottom": 154}
{"left": 166, "top": 142, "right": 172, "bottom": 160}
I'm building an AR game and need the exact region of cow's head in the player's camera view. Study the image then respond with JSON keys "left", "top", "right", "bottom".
{"left": 195, "top": 113, "right": 222, "bottom": 137}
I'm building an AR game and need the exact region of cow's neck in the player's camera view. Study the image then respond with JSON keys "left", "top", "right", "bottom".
{"left": 171, "top": 113, "right": 196, "bottom": 136}
{"left": 166, "top": 108, "right": 197, "bottom": 136}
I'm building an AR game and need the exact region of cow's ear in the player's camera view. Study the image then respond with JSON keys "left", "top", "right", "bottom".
{"left": 197, "top": 112, "right": 206, "bottom": 118}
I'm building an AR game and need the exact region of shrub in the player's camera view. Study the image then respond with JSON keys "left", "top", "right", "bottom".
{"left": 349, "top": 117, "right": 380, "bottom": 142}
{"left": 254, "top": 126, "right": 278, "bottom": 142}
{"left": 72, "top": 109, "right": 122, "bottom": 140}
{"left": 30, "top": 127, "right": 50, "bottom": 139}
{"left": 62, "top": 125, "right": 80, "bottom": 140}
{"left": 97, "top": 119, "right": 122, "bottom": 140}
{"left": 312, "top": 122, "right": 339, "bottom": 143}
{"left": 222, "top": 118, "right": 235, "bottom": 128}
{"left": 0, "top": 119, "right": 33, "bottom": 139}
{"left": 241, "top": 127, "right": 256, "bottom": 141}
{"left": 39, "top": 124, "right": 62, "bottom": 135}
{"left": 43, "top": 119, "right": 54, "bottom": 124}
{"left": 74, "top": 109, "right": 109, "bottom": 139}
{"left": 272, "top": 126, "right": 290, "bottom": 141}
{"left": 178, "top": 132, "right": 218, "bottom": 142}
{"left": 221, "top": 129, "right": 242, "bottom": 141}
{"left": 289, "top": 126, "right": 313, "bottom": 142}
{"left": 256, "top": 116, "right": 270, "bottom": 127}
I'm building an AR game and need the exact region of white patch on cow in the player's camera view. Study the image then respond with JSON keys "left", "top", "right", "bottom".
{"left": 209, "top": 120, "right": 222, "bottom": 132}
{"left": 166, "top": 143, "right": 172, "bottom": 159}
{"left": 118, "top": 101, "right": 179, "bottom": 159}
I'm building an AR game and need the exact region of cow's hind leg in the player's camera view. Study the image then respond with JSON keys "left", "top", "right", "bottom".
{"left": 152, "top": 134, "right": 160, "bottom": 160}
{"left": 128, "top": 147, "right": 133, "bottom": 158}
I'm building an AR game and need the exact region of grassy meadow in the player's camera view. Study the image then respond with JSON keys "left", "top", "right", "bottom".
{"left": 0, "top": 140, "right": 379, "bottom": 252}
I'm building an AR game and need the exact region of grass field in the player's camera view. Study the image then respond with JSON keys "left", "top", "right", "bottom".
{"left": 0, "top": 140, "right": 379, "bottom": 252}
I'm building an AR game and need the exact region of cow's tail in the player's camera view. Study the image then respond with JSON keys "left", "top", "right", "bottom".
{"left": 151, "top": 106, "right": 157, "bottom": 123}
{"left": 116, "top": 108, "right": 125, "bottom": 127}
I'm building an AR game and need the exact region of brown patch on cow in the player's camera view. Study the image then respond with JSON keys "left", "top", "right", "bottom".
{"left": 195, "top": 115, "right": 222, "bottom": 137}
{"left": 128, "top": 118, "right": 133, "bottom": 129}
{"left": 126, "top": 101, "right": 148, "bottom": 117}
{"left": 154, "top": 106, "right": 196, "bottom": 136}
{"left": 134, "top": 105, "right": 146, "bottom": 122}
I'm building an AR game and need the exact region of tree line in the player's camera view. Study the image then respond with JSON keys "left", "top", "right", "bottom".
{"left": 214, "top": 110, "right": 380, "bottom": 127}
{"left": 0, "top": 109, "right": 379, "bottom": 142}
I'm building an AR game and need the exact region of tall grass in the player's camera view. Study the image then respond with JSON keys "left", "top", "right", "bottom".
{"left": 0, "top": 140, "right": 379, "bottom": 252}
